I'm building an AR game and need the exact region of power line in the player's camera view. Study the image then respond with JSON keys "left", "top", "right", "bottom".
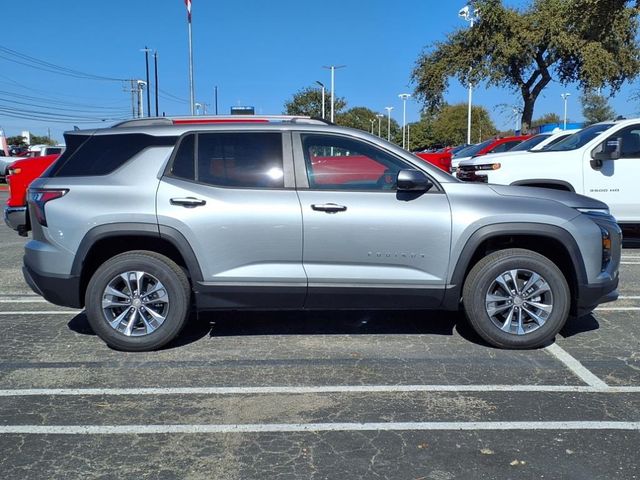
{"left": 0, "top": 45, "right": 127, "bottom": 82}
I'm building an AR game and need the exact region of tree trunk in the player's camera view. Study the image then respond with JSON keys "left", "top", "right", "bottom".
{"left": 521, "top": 98, "right": 535, "bottom": 132}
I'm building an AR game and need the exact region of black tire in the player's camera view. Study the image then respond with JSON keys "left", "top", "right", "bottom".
{"left": 462, "top": 248, "right": 570, "bottom": 349}
{"left": 85, "top": 251, "right": 190, "bottom": 351}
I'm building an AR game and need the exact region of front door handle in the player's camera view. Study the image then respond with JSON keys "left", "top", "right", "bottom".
{"left": 170, "top": 197, "right": 206, "bottom": 208}
{"left": 311, "top": 203, "right": 347, "bottom": 213}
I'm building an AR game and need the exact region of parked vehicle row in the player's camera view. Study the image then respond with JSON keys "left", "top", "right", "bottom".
{"left": 12, "top": 116, "right": 620, "bottom": 352}
{"left": 456, "top": 119, "right": 640, "bottom": 225}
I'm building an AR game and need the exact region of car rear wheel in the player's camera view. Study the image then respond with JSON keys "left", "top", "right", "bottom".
{"left": 462, "top": 248, "right": 570, "bottom": 349}
{"left": 85, "top": 251, "right": 190, "bottom": 351}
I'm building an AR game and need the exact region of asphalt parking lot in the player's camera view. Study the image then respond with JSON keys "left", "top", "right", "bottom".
{"left": 0, "top": 190, "right": 638, "bottom": 479}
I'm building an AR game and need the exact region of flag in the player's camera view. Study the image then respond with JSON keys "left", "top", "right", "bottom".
{"left": 184, "top": 0, "right": 192, "bottom": 23}
{"left": 0, "top": 129, "right": 9, "bottom": 157}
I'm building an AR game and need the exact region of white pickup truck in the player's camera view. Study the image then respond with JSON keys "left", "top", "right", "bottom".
{"left": 456, "top": 119, "right": 640, "bottom": 225}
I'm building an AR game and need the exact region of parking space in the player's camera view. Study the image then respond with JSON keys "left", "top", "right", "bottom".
{"left": 0, "top": 191, "right": 639, "bottom": 479}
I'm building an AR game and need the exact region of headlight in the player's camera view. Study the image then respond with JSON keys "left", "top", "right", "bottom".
{"left": 576, "top": 208, "right": 610, "bottom": 216}
{"left": 471, "top": 163, "right": 501, "bottom": 171}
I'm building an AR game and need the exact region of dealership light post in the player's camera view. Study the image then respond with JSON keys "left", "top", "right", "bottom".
{"left": 323, "top": 65, "right": 346, "bottom": 123}
{"left": 459, "top": 3, "right": 479, "bottom": 145}
{"left": 561, "top": 93, "right": 571, "bottom": 130}
{"left": 315, "top": 81, "right": 326, "bottom": 119}
{"left": 399, "top": 93, "right": 411, "bottom": 149}
{"left": 385, "top": 106, "right": 393, "bottom": 141}
{"left": 376, "top": 113, "right": 384, "bottom": 137}
{"left": 370, "top": 118, "right": 376, "bottom": 134}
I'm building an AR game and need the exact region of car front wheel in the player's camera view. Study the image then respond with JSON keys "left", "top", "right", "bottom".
{"left": 462, "top": 248, "right": 570, "bottom": 349}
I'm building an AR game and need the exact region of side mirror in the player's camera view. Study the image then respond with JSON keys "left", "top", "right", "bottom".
{"left": 591, "top": 138, "right": 622, "bottom": 164}
{"left": 397, "top": 169, "right": 433, "bottom": 192}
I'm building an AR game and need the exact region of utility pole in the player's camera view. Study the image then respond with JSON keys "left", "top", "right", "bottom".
{"left": 141, "top": 47, "right": 151, "bottom": 117}
{"left": 154, "top": 51, "right": 159, "bottom": 117}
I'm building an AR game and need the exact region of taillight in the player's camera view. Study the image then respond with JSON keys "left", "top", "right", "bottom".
{"left": 27, "top": 188, "right": 68, "bottom": 227}
{"left": 7, "top": 166, "right": 21, "bottom": 175}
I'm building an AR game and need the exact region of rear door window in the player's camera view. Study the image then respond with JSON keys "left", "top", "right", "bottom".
{"left": 168, "top": 132, "right": 285, "bottom": 189}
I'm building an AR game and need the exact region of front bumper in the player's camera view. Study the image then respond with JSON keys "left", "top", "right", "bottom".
{"left": 3, "top": 205, "right": 28, "bottom": 236}
{"left": 575, "top": 276, "right": 619, "bottom": 316}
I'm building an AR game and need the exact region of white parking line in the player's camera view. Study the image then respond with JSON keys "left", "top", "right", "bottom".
{"left": 0, "top": 299, "right": 49, "bottom": 303}
{"left": 1, "top": 421, "right": 638, "bottom": 435}
{"left": 595, "top": 307, "right": 640, "bottom": 311}
{"left": 621, "top": 262, "right": 640, "bottom": 265}
{"left": 544, "top": 343, "right": 608, "bottom": 388}
{"left": 1, "top": 384, "right": 638, "bottom": 397}
{"left": 0, "top": 311, "right": 80, "bottom": 315}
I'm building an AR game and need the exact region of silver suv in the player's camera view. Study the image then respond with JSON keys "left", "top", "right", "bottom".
{"left": 22, "top": 116, "right": 621, "bottom": 351}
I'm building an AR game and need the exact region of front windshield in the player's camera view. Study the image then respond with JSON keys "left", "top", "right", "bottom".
{"left": 453, "top": 139, "right": 493, "bottom": 158}
{"left": 545, "top": 124, "right": 615, "bottom": 152}
{"left": 509, "top": 134, "right": 549, "bottom": 152}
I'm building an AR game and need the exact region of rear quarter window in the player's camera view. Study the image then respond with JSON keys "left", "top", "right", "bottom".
{"left": 47, "top": 133, "right": 177, "bottom": 177}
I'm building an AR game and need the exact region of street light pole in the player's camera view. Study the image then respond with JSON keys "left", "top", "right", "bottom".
{"left": 459, "top": 3, "right": 479, "bottom": 145}
{"left": 376, "top": 114, "right": 384, "bottom": 137}
{"left": 315, "top": 81, "right": 326, "bottom": 119}
{"left": 323, "top": 65, "right": 346, "bottom": 123}
{"left": 561, "top": 93, "right": 571, "bottom": 130}
{"left": 370, "top": 118, "right": 376, "bottom": 134}
{"left": 398, "top": 93, "right": 411, "bottom": 149}
{"left": 385, "top": 106, "right": 393, "bottom": 141}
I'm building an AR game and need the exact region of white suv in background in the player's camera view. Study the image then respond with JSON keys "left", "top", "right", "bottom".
{"left": 456, "top": 119, "right": 640, "bottom": 225}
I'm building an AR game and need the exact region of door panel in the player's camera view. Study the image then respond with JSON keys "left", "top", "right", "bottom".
{"left": 294, "top": 132, "right": 452, "bottom": 309}
{"left": 157, "top": 131, "right": 305, "bottom": 309}
{"left": 583, "top": 125, "right": 640, "bottom": 223}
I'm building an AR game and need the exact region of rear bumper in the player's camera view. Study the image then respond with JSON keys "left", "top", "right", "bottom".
{"left": 4, "top": 205, "right": 28, "bottom": 235}
{"left": 22, "top": 263, "right": 82, "bottom": 308}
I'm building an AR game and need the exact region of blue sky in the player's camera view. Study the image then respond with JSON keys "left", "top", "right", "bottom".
{"left": 1, "top": 0, "right": 638, "bottom": 142}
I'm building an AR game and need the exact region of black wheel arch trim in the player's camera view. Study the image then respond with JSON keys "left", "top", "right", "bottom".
{"left": 509, "top": 179, "right": 575, "bottom": 192}
{"left": 442, "top": 223, "right": 587, "bottom": 310}
{"left": 71, "top": 223, "right": 204, "bottom": 282}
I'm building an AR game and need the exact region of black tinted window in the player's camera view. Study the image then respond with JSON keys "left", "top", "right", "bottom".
{"left": 171, "top": 134, "right": 195, "bottom": 180}
{"left": 196, "top": 132, "right": 283, "bottom": 188}
{"left": 49, "top": 134, "right": 176, "bottom": 177}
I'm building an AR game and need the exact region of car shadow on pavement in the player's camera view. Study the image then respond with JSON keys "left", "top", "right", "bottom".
{"left": 559, "top": 313, "right": 600, "bottom": 339}
{"left": 67, "top": 309, "right": 597, "bottom": 350}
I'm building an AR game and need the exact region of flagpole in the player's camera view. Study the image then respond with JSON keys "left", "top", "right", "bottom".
{"left": 187, "top": 0, "right": 195, "bottom": 116}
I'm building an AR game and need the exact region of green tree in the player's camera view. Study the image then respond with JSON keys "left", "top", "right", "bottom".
{"left": 531, "top": 113, "right": 562, "bottom": 128}
{"left": 412, "top": 0, "right": 640, "bottom": 129}
{"left": 429, "top": 103, "right": 497, "bottom": 146}
{"left": 283, "top": 86, "right": 346, "bottom": 118}
{"left": 6, "top": 136, "right": 27, "bottom": 147}
{"left": 30, "top": 134, "right": 56, "bottom": 146}
{"left": 580, "top": 90, "right": 616, "bottom": 125}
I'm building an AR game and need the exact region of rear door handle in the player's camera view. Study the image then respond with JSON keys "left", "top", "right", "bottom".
{"left": 311, "top": 203, "right": 347, "bottom": 213}
{"left": 170, "top": 197, "right": 206, "bottom": 208}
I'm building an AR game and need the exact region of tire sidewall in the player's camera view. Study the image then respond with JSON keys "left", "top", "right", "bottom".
{"left": 85, "top": 253, "right": 189, "bottom": 351}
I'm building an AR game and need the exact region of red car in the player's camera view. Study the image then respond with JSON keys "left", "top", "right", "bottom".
{"left": 414, "top": 148, "right": 453, "bottom": 172}
{"left": 450, "top": 135, "right": 531, "bottom": 172}
{"left": 4, "top": 154, "right": 59, "bottom": 236}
